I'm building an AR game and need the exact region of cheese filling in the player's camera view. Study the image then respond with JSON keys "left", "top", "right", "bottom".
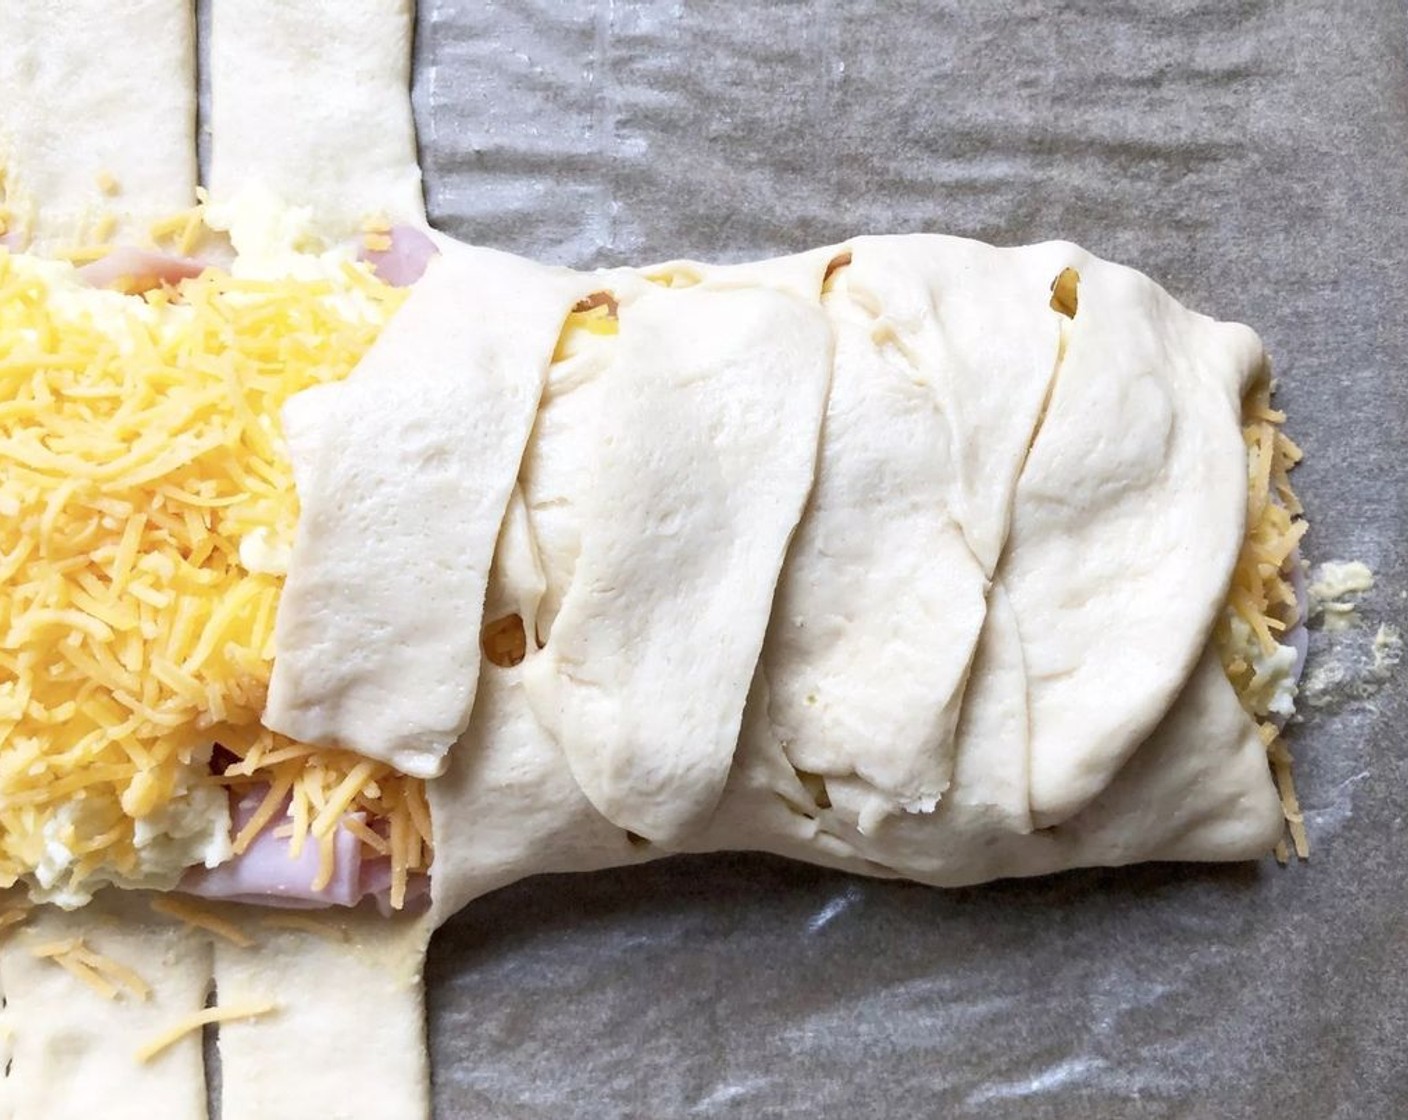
{"left": 1214, "top": 376, "right": 1309, "bottom": 857}
{"left": 0, "top": 243, "right": 431, "bottom": 907}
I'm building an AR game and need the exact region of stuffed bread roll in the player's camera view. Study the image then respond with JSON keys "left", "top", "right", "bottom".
{"left": 0, "top": 217, "right": 1308, "bottom": 1120}
{"left": 0, "top": 221, "right": 1307, "bottom": 922}
{"left": 415, "top": 233, "right": 1307, "bottom": 919}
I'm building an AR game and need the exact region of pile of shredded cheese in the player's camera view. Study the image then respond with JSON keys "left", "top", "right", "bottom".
{"left": 0, "top": 246, "right": 431, "bottom": 908}
{"left": 1215, "top": 376, "right": 1309, "bottom": 860}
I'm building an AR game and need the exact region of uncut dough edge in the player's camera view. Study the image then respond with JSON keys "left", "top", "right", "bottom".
{"left": 207, "top": 0, "right": 425, "bottom": 240}
{"left": 0, "top": 0, "right": 196, "bottom": 252}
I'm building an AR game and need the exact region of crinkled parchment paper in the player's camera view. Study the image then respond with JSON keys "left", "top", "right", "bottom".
{"left": 412, "top": 2, "right": 1408, "bottom": 1115}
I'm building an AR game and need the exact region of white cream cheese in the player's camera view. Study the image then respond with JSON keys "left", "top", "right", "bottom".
{"left": 1224, "top": 614, "right": 1299, "bottom": 719}
{"left": 31, "top": 762, "right": 232, "bottom": 909}
{"left": 238, "top": 526, "right": 292, "bottom": 576}
{"left": 1308, "top": 559, "right": 1374, "bottom": 631}
{"left": 204, "top": 184, "right": 396, "bottom": 324}
{"left": 4, "top": 251, "right": 173, "bottom": 341}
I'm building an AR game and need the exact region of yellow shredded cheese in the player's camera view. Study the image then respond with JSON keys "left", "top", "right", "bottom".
{"left": 149, "top": 895, "right": 253, "bottom": 948}
{"left": 0, "top": 904, "right": 31, "bottom": 936}
{"left": 30, "top": 935, "right": 149, "bottom": 999}
{"left": 147, "top": 203, "right": 208, "bottom": 258}
{"left": 135, "top": 1000, "right": 278, "bottom": 1063}
{"left": 259, "top": 912, "right": 347, "bottom": 941}
{"left": 72, "top": 941, "right": 150, "bottom": 999}
{"left": 551, "top": 300, "right": 619, "bottom": 363}
{"left": 0, "top": 247, "right": 432, "bottom": 903}
{"left": 1215, "top": 375, "right": 1309, "bottom": 858}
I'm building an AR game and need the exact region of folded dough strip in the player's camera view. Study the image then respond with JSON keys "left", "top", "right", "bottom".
{"left": 265, "top": 241, "right": 600, "bottom": 778}
{"left": 698, "top": 643, "right": 1281, "bottom": 889}
{"left": 1001, "top": 255, "right": 1263, "bottom": 826}
{"left": 213, "top": 913, "right": 431, "bottom": 1120}
{"left": 428, "top": 486, "right": 652, "bottom": 924}
{"left": 0, "top": 0, "right": 196, "bottom": 253}
{"left": 207, "top": 0, "right": 424, "bottom": 240}
{"left": 758, "top": 239, "right": 1071, "bottom": 825}
{"left": 0, "top": 896, "right": 212, "bottom": 1120}
{"left": 523, "top": 281, "right": 834, "bottom": 844}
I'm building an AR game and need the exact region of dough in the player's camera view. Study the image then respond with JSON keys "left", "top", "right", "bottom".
{"left": 523, "top": 282, "right": 834, "bottom": 844}
{"left": 0, "top": 0, "right": 196, "bottom": 252}
{"left": 707, "top": 645, "right": 1282, "bottom": 889}
{"left": 0, "top": 896, "right": 211, "bottom": 1120}
{"left": 213, "top": 915, "right": 431, "bottom": 1120}
{"left": 0, "top": 892, "right": 436, "bottom": 1120}
{"left": 207, "top": 0, "right": 424, "bottom": 240}
{"left": 1000, "top": 255, "right": 1262, "bottom": 826}
{"left": 759, "top": 238, "right": 1071, "bottom": 826}
{"left": 419, "top": 232, "right": 1283, "bottom": 908}
{"left": 428, "top": 489, "right": 649, "bottom": 923}
{"left": 265, "top": 241, "right": 597, "bottom": 777}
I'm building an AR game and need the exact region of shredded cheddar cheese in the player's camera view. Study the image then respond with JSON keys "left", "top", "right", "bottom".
{"left": 0, "top": 903, "right": 30, "bottom": 936}
{"left": 552, "top": 298, "right": 619, "bottom": 363}
{"left": 148, "top": 191, "right": 211, "bottom": 259}
{"left": 1215, "top": 376, "right": 1309, "bottom": 858}
{"left": 259, "top": 912, "right": 348, "bottom": 941}
{"left": 135, "top": 1000, "right": 278, "bottom": 1063}
{"left": 31, "top": 935, "right": 150, "bottom": 1000}
{"left": 0, "top": 246, "right": 432, "bottom": 905}
{"left": 150, "top": 895, "right": 254, "bottom": 948}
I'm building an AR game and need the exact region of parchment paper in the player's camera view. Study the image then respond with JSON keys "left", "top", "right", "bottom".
{"left": 412, "top": 2, "right": 1408, "bottom": 1115}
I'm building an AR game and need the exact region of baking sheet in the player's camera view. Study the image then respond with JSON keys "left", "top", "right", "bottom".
{"left": 413, "top": 2, "right": 1408, "bottom": 1116}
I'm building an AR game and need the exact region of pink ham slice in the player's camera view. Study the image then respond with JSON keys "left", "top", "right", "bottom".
{"left": 179, "top": 787, "right": 414, "bottom": 910}
{"left": 72, "top": 229, "right": 432, "bottom": 293}
{"left": 358, "top": 858, "right": 430, "bottom": 917}
{"left": 78, "top": 247, "right": 206, "bottom": 292}
{"left": 359, "top": 225, "right": 438, "bottom": 287}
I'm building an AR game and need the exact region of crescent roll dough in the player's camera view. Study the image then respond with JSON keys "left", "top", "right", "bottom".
{"left": 0, "top": 230, "right": 1298, "bottom": 1120}
{"left": 266, "top": 231, "right": 1289, "bottom": 920}
{"left": 0, "top": 1, "right": 196, "bottom": 252}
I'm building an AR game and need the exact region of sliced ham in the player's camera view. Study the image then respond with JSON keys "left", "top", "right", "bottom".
{"left": 179, "top": 787, "right": 422, "bottom": 910}
{"left": 359, "top": 224, "right": 438, "bottom": 287}
{"left": 77, "top": 246, "right": 206, "bottom": 292}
